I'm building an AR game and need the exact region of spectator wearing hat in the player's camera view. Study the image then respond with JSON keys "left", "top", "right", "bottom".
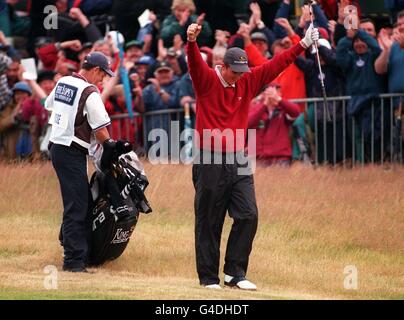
{"left": 248, "top": 83, "right": 300, "bottom": 166}
{"left": 0, "top": 81, "right": 32, "bottom": 160}
{"left": 134, "top": 55, "right": 154, "bottom": 86}
{"left": 250, "top": 32, "right": 271, "bottom": 59}
{"left": 125, "top": 40, "right": 144, "bottom": 64}
{"left": 142, "top": 61, "right": 180, "bottom": 150}
{"left": 161, "top": 0, "right": 212, "bottom": 48}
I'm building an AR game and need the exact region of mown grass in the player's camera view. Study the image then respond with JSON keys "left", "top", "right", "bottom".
{"left": 0, "top": 161, "right": 403, "bottom": 300}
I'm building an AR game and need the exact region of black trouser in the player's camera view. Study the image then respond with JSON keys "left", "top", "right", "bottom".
{"left": 192, "top": 153, "right": 258, "bottom": 285}
{"left": 50, "top": 144, "right": 90, "bottom": 269}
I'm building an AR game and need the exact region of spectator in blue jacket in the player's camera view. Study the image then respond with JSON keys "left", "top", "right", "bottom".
{"left": 375, "top": 11, "right": 404, "bottom": 102}
{"left": 337, "top": 29, "right": 386, "bottom": 162}
{"left": 142, "top": 61, "right": 179, "bottom": 153}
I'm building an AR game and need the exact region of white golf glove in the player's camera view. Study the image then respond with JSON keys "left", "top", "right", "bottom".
{"left": 300, "top": 23, "right": 320, "bottom": 49}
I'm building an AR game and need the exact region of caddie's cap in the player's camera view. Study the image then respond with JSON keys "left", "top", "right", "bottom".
{"left": 83, "top": 51, "right": 114, "bottom": 77}
{"left": 223, "top": 47, "right": 251, "bottom": 73}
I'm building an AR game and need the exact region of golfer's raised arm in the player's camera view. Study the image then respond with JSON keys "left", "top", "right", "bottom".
{"left": 186, "top": 23, "right": 214, "bottom": 96}
{"left": 249, "top": 24, "right": 319, "bottom": 90}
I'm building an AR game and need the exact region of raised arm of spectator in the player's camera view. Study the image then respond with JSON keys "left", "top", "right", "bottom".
{"left": 375, "top": 29, "right": 394, "bottom": 75}
{"left": 130, "top": 73, "right": 145, "bottom": 113}
{"left": 26, "top": 79, "right": 47, "bottom": 100}
{"left": 37, "top": 40, "right": 82, "bottom": 70}
{"left": 0, "top": 30, "right": 18, "bottom": 58}
{"left": 273, "top": 0, "right": 291, "bottom": 39}
{"left": 275, "top": 18, "right": 297, "bottom": 39}
{"left": 356, "top": 29, "right": 382, "bottom": 58}
{"left": 161, "top": 16, "right": 186, "bottom": 47}
{"left": 239, "top": 23, "right": 268, "bottom": 67}
{"left": 312, "top": 3, "right": 329, "bottom": 30}
{"left": 101, "top": 74, "right": 119, "bottom": 103}
{"left": 44, "top": 85, "right": 56, "bottom": 112}
{"left": 69, "top": 7, "right": 103, "bottom": 42}
{"left": 249, "top": 2, "right": 276, "bottom": 48}
{"left": 336, "top": 34, "right": 354, "bottom": 72}
{"left": 334, "top": 0, "right": 353, "bottom": 46}
{"left": 297, "top": 4, "right": 329, "bottom": 38}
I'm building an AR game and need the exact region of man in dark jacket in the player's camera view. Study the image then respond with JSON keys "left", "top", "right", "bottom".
{"left": 295, "top": 39, "right": 347, "bottom": 164}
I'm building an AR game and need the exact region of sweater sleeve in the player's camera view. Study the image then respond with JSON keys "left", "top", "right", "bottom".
{"left": 186, "top": 41, "right": 215, "bottom": 97}
{"left": 248, "top": 42, "right": 305, "bottom": 95}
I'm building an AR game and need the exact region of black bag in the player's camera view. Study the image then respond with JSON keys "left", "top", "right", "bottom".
{"left": 87, "top": 152, "right": 152, "bottom": 266}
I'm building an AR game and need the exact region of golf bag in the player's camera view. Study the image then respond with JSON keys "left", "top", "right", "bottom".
{"left": 87, "top": 151, "right": 152, "bottom": 266}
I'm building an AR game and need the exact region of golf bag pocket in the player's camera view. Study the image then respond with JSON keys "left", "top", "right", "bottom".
{"left": 88, "top": 181, "right": 139, "bottom": 266}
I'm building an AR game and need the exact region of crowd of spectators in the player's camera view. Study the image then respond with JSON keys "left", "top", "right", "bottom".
{"left": 0, "top": 0, "right": 404, "bottom": 166}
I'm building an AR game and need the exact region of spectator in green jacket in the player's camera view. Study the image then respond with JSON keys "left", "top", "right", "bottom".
{"left": 161, "top": 0, "right": 212, "bottom": 48}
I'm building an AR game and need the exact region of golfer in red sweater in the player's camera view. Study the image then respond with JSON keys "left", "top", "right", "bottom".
{"left": 187, "top": 23, "right": 319, "bottom": 290}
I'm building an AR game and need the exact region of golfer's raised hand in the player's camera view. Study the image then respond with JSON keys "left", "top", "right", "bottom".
{"left": 187, "top": 23, "right": 202, "bottom": 42}
{"left": 300, "top": 23, "right": 319, "bottom": 49}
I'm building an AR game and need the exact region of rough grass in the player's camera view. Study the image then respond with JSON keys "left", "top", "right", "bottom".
{"left": 0, "top": 161, "right": 403, "bottom": 300}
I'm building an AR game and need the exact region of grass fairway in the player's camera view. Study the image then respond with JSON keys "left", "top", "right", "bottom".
{"left": 0, "top": 161, "right": 403, "bottom": 300}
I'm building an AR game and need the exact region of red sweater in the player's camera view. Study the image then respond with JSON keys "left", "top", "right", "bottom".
{"left": 248, "top": 99, "right": 300, "bottom": 158}
{"left": 186, "top": 41, "right": 304, "bottom": 152}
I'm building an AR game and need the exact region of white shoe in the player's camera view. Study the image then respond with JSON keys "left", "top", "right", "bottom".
{"left": 224, "top": 274, "right": 257, "bottom": 291}
{"left": 204, "top": 284, "right": 222, "bottom": 289}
